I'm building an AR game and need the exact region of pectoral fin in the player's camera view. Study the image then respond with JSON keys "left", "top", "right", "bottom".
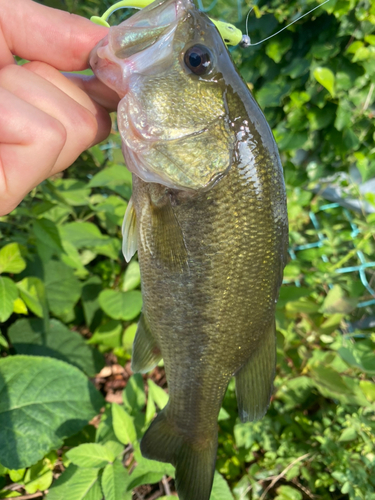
{"left": 122, "top": 197, "right": 138, "bottom": 263}
{"left": 140, "top": 196, "right": 188, "bottom": 272}
{"left": 235, "top": 319, "right": 276, "bottom": 422}
{"left": 131, "top": 313, "right": 162, "bottom": 374}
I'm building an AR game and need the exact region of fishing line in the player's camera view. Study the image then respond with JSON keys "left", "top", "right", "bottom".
{"left": 240, "top": 0, "right": 332, "bottom": 48}
{"left": 91, "top": 0, "right": 333, "bottom": 48}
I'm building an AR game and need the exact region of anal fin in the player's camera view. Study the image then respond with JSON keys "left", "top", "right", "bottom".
{"left": 141, "top": 408, "right": 217, "bottom": 500}
{"left": 131, "top": 313, "right": 162, "bottom": 374}
{"left": 122, "top": 196, "right": 138, "bottom": 263}
{"left": 235, "top": 319, "right": 276, "bottom": 422}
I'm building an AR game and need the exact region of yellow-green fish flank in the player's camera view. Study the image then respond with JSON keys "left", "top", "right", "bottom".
{"left": 90, "top": 1, "right": 288, "bottom": 498}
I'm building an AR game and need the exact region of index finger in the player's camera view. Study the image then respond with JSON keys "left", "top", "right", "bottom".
{"left": 0, "top": 0, "right": 108, "bottom": 71}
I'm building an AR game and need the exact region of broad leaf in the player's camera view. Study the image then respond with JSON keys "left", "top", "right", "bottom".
{"left": 16, "top": 277, "right": 47, "bottom": 319}
{"left": 88, "top": 164, "right": 132, "bottom": 189}
{"left": 275, "top": 485, "right": 303, "bottom": 500}
{"left": 322, "top": 285, "right": 357, "bottom": 314}
{"left": 67, "top": 443, "right": 115, "bottom": 468}
{"left": 101, "top": 459, "right": 131, "bottom": 500}
{"left": 123, "top": 374, "right": 146, "bottom": 415}
{"left": 53, "top": 179, "right": 91, "bottom": 206}
{"left": 46, "top": 465, "right": 102, "bottom": 500}
{"left": 60, "top": 222, "right": 109, "bottom": 249}
{"left": 0, "top": 356, "right": 104, "bottom": 469}
{"left": 147, "top": 380, "right": 169, "bottom": 410}
{"left": 111, "top": 403, "right": 137, "bottom": 446}
{"left": 8, "top": 318, "right": 104, "bottom": 377}
{"left": 128, "top": 455, "right": 175, "bottom": 489}
{"left": 0, "top": 243, "right": 26, "bottom": 274}
{"left": 122, "top": 261, "right": 141, "bottom": 292}
{"left": 88, "top": 320, "right": 123, "bottom": 349}
{"left": 313, "top": 67, "right": 335, "bottom": 97}
{"left": 0, "top": 277, "right": 18, "bottom": 323}
{"left": 210, "top": 472, "right": 234, "bottom": 500}
{"left": 81, "top": 277, "right": 103, "bottom": 331}
{"left": 44, "top": 260, "right": 82, "bottom": 318}
{"left": 99, "top": 290, "right": 142, "bottom": 321}
{"left": 33, "top": 218, "right": 64, "bottom": 253}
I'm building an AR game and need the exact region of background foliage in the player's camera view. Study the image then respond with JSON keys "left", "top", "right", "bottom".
{"left": 0, "top": 0, "right": 374, "bottom": 499}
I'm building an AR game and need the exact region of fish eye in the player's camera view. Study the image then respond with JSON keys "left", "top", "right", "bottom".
{"left": 184, "top": 45, "right": 212, "bottom": 76}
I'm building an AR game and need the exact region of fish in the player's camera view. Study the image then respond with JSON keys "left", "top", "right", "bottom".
{"left": 89, "top": 1, "right": 288, "bottom": 499}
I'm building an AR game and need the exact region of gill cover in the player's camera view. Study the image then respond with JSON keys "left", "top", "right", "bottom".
{"left": 90, "top": 0, "right": 236, "bottom": 192}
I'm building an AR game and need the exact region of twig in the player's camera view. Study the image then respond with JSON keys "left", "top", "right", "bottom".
{"left": 292, "top": 477, "right": 316, "bottom": 499}
{"left": 148, "top": 490, "right": 162, "bottom": 500}
{"left": 12, "top": 493, "right": 43, "bottom": 500}
{"left": 259, "top": 453, "right": 310, "bottom": 500}
{"left": 362, "top": 83, "right": 375, "bottom": 113}
{"left": 162, "top": 476, "right": 172, "bottom": 496}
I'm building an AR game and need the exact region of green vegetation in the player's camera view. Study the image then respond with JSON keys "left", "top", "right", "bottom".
{"left": 1, "top": 0, "right": 374, "bottom": 498}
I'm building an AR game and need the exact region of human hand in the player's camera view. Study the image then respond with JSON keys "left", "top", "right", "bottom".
{"left": 0, "top": 0, "right": 120, "bottom": 216}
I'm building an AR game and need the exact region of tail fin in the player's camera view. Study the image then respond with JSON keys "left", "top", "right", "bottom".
{"left": 141, "top": 409, "right": 217, "bottom": 500}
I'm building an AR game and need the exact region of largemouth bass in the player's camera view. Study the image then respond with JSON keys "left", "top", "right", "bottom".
{"left": 90, "top": 1, "right": 288, "bottom": 498}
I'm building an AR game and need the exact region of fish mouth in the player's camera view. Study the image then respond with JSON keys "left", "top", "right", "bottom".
{"left": 89, "top": 0, "right": 192, "bottom": 96}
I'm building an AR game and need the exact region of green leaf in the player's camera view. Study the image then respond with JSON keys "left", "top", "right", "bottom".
{"left": 123, "top": 374, "right": 146, "bottom": 415}
{"left": 145, "top": 390, "right": 156, "bottom": 425}
{"left": 313, "top": 67, "right": 335, "bottom": 97}
{"left": 99, "top": 290, "right": 142, "bottom": 321}
{"left": 0, "top": 355, "right": 104, "bottom": 469}
{"left": 44, "top": 260, "right": 82, "bottom": 318}
{"left": 307, "top": 106, "right": 334, "bottom": 131}
{"left": 338, "top": 340, "right": 375, "bottom": 375}
{"left": 33, "top": 218, "right": 64, "bottom": 253}
{"left": 0, "top": 277, "right": 18, "bottom": 323}
{"left": 16, "top": 277, "right": 47, "bottom": 319}
{"left": 309, "top": 365, "right": 368, "bottom": 406}
{"left": 360, "top": 380, "right": 375, "bottom": 403}
{"left": 339, "top": 427, "right": 357, "bottom": 442}
{"left": 101, "top": 459, "right": 131, "bottom": 500}
{"left": 88, "top": 320, "right": 123, "bottom": 349}
{"left": 147, "top": 380, "right": 169, "bottom": 410}
{"left": 46, "top": 465, "right": 102, "bottom": 500}
{"left": 60, "top": 222, "right": 109, "bottom": 249}
{"left": 275, "top": 485, "right": 302, "bottom": 500}
{"left": 0, "top": 333, "right": 9, "bottom": 349}
{"left": 67, "top": 443, "right": 115, "bottom": 468}
{"left": 265, "top": 37, "right": 292, "bottom": 63}
{"left": 53, "top": 179, "right": 91, "bottom": 206}
{"left": 210, "top": 471, "right": 234, "bottom": 500}
{"left": 128, "top": 454, "right": 175, "bottom": 489}
{"left": 81, "top": 277, "right": 103, "bottom": 330}
{"left": 122, "top": 323, "right": 137, "bottom": 353}
{"left": 342, "top": 128, "right": 360, "bottom": 150}
{"left": 13, "top": 297, "right": 28, "bottom": 315}
{"left": 256, "top": 82, "right": 291, "bottom": 108}
{"left": 111, "top": 403, "right": 137, "bottom": 446}
{"left": 88, "top": 164, "right": 132, "bottom": 190}
{"left": 322, "top": 285, "right": 357, "bottom": 314}
{"left": 122, "top": 261, "right": 141, "bottom": 292}
{"left": 0, "top": 243, "right": 26, "bottom": 274}
{"left": 8, "top": 318, "right": 104, "bottom": 377}
{"left": 24, "top": 458, "right": 54, "bottom": 494}
{"left": 277, "top": 286, "right": 311, "bottom": 307}
{"left": 335, "top": 101, "right": 353, "bottom": 131}
{"left": 61, "top": 241, "right": 90, "bottom": 279}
